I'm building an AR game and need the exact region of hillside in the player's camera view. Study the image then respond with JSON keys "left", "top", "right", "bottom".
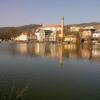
{"left": 0, "top": 22, "right": 100, "bottom": 33}
{"left": 0, "top": 24, "right": 42, "bottom": 33}
{"left": 66, "top": 22, "right": 100, "bottom": 28}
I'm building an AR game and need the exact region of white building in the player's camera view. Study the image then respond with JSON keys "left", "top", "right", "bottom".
{"left": 42, "top": 24, "right": 62, "bottom": 31}
{"left": 15, "top": 32, "right": 28, "bottom": 41}
{"left": 70, "top": 26, "right": 80, "bottom": 32}
{"left": 70, "top": 26, "right": 95, "bottom": 32}
{"left": 83, "top": 26, "right": 95, "bottom": 30}
{"left": 93, "top": 30, "right": 100, "bottom": 38}
{"left": 92, "top": 30, "right": 100, "bottom": 43}
{"left": 35, "top": 25, "right": 62, "bottom": 42}
{"left": 35, "top": 29, "right": 45, "bottom": 42}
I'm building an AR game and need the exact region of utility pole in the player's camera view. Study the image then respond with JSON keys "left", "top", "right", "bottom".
{"left": 61, "top": 16, "right": 64, "bottom": 42}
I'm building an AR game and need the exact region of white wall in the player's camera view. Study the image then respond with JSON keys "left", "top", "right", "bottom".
{"left": 93, "top": 33, "right": 100, "bottom": 38}
{"left": 15, "top": 34, "right": 28, "bottom": 41}
{"left": 35, "top": 32, "right": 40, "bottom": 41}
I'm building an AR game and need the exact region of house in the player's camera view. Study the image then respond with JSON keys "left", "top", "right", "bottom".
{"left": 42, "top": 24, "right": 62, "bottom": 31}
{"left": 82, "top": 29, "right": 92, "bottom": 38}
{"left": 92, "top": 30, "right": 100, "bottom": 43}
{"left": 15, "top": 31, "right": 37, "bottom": 42}
{"left": 93, "top": 30, "right": 100, "bottom": 39}
{"left": 64, "top": 35, "right": 77, "bottom": 43}
{"left": 35, "top": 29, "right": 45, "bottom": 42}
{"left": 15, "top": 32, "right": 28, "bottom": 41}
{"left": 70, "top": 26, "right": 80, "bottom": 32}
{"left": 35, "top": 29, "right": 56, "bottom": 42}
{"left": 35, "top": 25, "right": 62, "bottom": 42}
{"left": 83, "top": 26, "right": 95, "bottom": 30}
{"left": 81, "top": 29, "right": 95, "bottom": 41}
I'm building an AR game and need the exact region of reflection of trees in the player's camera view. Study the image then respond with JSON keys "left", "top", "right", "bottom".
{"left": 79, "top": 44, "right": 92, "bottom": 60}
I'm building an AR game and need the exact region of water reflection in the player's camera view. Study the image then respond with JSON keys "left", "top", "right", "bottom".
{"left": 0, "top": 42, "right": 100, "bottom": 63}
{"left": 0, "top": 42, "right": 100, "bottom": 100}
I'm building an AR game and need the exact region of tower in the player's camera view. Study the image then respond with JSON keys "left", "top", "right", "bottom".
{"left": 61, "top": 16, "right": 64, "bottom": 42}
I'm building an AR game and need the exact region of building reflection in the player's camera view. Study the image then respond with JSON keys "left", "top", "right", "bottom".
{"left": 92, "top": 45, "right": 100, "bottom": 61}
{"left": 64, "top": 44, "right": 78, "bottom": 59}
{"left": 16, "top": 43, "right": 28, "bottom": 55}
{"left": 34, "top": 43, "right": 45, "bottom": 57}
{"left": 8, "top": 43, "right": 100, "bottom": 63}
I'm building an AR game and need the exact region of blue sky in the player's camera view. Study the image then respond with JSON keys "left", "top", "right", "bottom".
{"left": 0, "top": 0, "right": 100, "bottom": 27}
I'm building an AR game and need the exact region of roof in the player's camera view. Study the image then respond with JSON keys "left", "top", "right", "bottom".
{"left": 21, "top": 32, "right": 29, "bottom": 35}
{"left": 42, "top": 24, "right": 61, "bottom": 28}
{"left": 95, "top": 29, "right": 100, "bottom": 33}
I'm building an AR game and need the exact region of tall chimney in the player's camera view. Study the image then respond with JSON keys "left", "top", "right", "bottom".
{"left": 61, "top": 16, "right": 64, "bottom": 42}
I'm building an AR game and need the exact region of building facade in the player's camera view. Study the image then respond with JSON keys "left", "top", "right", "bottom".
{"left": 70, "top": 26, "right": 80, "bottom": 32}
{"left": 93, "top": 30, "right": 100, "bottom": 43}
{"left": 93, "top": 30, "right": 100, "bottom": 39}
{"left": 15, "top": 32, "right": 28, "bottom": 41}
{"left": 35, "top": 25, "right": 62, "bottom": 42}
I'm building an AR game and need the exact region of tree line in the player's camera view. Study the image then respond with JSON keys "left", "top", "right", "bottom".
{"left": 0, "top": 24, "right": 42, "bottom": 41}
{"left": 0, "top": 28, "right": 21, "bottom": 41}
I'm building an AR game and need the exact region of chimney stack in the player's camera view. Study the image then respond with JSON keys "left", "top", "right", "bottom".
{"left": 61, "top": 16, "right": 64, "bottom": 42}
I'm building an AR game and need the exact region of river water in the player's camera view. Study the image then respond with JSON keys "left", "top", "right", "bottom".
{"left": 0, "top": 42, "right": 100, "bottom": 100}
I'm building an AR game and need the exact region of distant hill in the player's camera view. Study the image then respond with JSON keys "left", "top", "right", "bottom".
{"left": 77, "top": 22, "right": 100, "bottom": 26}
{"left": 0, "top": 22, "right": 100, "bottom": 33}
{"left": 0, "top": 24, "right": 42, "bottom": 33}
{"left": 66, "top": 22, "right": 100, "bottom": 28}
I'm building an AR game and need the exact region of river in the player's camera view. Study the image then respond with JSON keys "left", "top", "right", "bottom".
{"left": 0, "top": 42, "right": 100, "bottom": 100}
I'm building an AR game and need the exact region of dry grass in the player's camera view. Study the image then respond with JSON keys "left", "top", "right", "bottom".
{"left": 1, "top": 80, "right": 32, "bottom": 100}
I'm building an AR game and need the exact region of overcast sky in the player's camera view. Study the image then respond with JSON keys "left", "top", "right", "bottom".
{"left": 0, "top": 0, "right": 100, "bottom": 27}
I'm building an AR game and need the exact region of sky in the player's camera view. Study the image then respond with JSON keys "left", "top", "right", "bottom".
{"left": 0, "top": 0, "right": 100, "bottom": 27}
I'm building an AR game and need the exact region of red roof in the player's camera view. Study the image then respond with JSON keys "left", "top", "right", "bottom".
{"left": 42, "top": 25, "right": 61, "bottom": 28}
{"left": 21, "top": 32, "right": 29, "bottom": 35}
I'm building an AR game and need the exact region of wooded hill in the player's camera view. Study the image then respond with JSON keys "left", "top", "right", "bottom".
{"left": 65, "top": 22, "right": 100, "bottom": 28}
{"left": 0, "top": 24, "right": 42, "bottom": 33}
{"left": 0, "top": 22, "right": 100, "bottom": 33}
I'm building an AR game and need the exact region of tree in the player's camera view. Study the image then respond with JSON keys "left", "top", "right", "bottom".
{"left": 0, "top": 28, "right": 20, "bottom": 41}
{"left": 8, "top": 28, "right": 20, "bottom": 40}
